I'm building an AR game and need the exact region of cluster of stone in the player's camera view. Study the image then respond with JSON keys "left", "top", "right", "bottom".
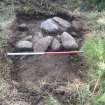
{"left": 15, "top": 16, "right": 88, "bottom": 52}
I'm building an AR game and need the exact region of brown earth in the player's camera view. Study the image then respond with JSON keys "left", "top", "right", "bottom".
{"left": 8, "top": 16, "right": 89, "bottom": 105}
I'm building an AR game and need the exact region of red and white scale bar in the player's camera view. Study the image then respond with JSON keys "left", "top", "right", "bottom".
{"left": 7, "top": 51, "right": 84, "bottom": 56}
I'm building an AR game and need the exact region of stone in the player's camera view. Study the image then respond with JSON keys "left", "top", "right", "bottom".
{"left": 23, "top": 35, "right": 32, "bottom": 41}
{"left": 70, "top": 31, "right": 79, "bottom": 37}
{"left": 32, "top": 32, "right": 43, "bottom": 44}
{"left": 53, "top": 17, "right": 71, "bottom": 29}
{"left": 51, "top": 38, "right": 61, "bottom": 51}
{"left": 71, "top": 20, "right": 82, "bottom": 32}
{"left": 18, "top": 23, "right": 28, "bottom": 31}
{"left": 33, "top": 36, "right": 53, "bottom": 52}
{"left": 0, "top": 25, "right": 2, "bottom": 31}
{"left": 56, "top": 35, "right": 61, "bottom": 41}
{"left": 40, "top": 18, "right": 59, "bottom": 33}
{"left": 16, "top": 40, "right": 32, "bottom": 49}
{"left": 41, "top": 17, "right": 72, "bottom": 34}
{"left": 60, "top": 32, "right": 78, "bottom": 49}
{"left": 71, "top": 20, "right": 88, "bottom": 32}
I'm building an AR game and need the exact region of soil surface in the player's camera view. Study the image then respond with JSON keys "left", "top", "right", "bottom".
{"left": 9, "top": 17, "right": 88, "bottom": 105}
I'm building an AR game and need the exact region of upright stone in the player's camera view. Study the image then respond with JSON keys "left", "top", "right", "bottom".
{"left": 32, "top": 32, "right": 43, "bottom": 44}
{"left": 33, "top": 36, "right": 53, "bottom": 52}
{"left": 61, "top": 32, "right": 78, "bottom": 50}
{"left": 51, "top": 38, "right": 61, "bottom": 51}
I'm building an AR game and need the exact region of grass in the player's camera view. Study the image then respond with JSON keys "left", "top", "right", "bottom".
{"left": 44, "top": 94, "right": 61, "bottom": 105}
{"left": 81, "top": 0, "right": 105, "bottom": 11}
{"left": 0, "top": 0, "right": 15, "bottom": 79}
{"left": 82, "top": 35, "right": 105, "bottom": 105}
{"left": 77, "top": 11, "right": 105, "bottom": 105}
{"left": 85, "top": 11, "right": 105, "bottom": 33}
{"left": 0, "top": 0, "right": 15, "bottom": 102}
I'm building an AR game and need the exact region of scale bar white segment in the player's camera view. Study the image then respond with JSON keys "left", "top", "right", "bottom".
{"left": 7, "top": 52, "right": 45, "bottom": 56}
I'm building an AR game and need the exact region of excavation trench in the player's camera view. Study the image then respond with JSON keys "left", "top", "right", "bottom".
{"left": 8, "top": 15, "right": 88, "bottom": 105}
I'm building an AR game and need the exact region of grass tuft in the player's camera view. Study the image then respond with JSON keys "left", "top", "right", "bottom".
{"left": 44, "top": 94, "right": 61, "bottom": 105}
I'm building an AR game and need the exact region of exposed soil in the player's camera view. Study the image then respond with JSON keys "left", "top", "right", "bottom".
{"left": 8, "top": 16, "right": 88, "bottom": 105}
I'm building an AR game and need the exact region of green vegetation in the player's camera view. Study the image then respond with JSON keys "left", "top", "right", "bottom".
{"left": 81, "top": 0, "right": 105, "bottom": 11}
{"left": 83, "top": 14, "right": 105, "bottom": 105}
{"left": 82, "top": 36, "right": 105, "bottom": 105}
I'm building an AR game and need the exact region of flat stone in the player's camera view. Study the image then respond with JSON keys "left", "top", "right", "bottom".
{"left": 40, "top": 19, "right": 59, "bottom": 33}
{"left": 61, "top": 32, "right": 78, "bottom": 49}
{"left": 33, "top": 36, "right": 53, "bottom": 52}
{"left": 51, "top": 38, "right": 61, "bottom": 51}
{"left": 53, "top": 17, "right": 71, "bottom": 29}
{"left": 16, "top": 40, "right": 32, "bottom": 49}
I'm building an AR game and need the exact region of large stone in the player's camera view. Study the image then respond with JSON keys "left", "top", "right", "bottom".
{"left": 41, "top": 18, "right": 59, "bottom": 33}
{"left": 51, "top": 38, "right": 61, "bottom": 51}
{"left": 41, "top": 17, "right": 72, "bottom": 34}
{"left": 53, "top": 17, "right": 71, "bottom": 29}
{"left": 61, "top": 32, "right": 78, "bottom": 49}
{"left": 16, "top": 40, "right": 32, "bottom": 49}
{"left": 33, "top": 36, "right": 53, "bottom": 52}
{"left": 32, "top": 32, "right": 43, "bottom": 44}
